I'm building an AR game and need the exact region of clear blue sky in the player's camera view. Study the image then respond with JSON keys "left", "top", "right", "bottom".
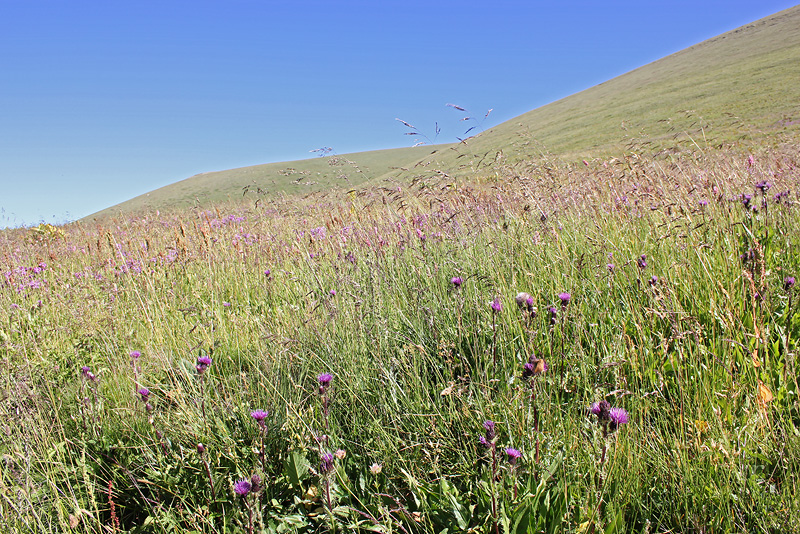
{"left": 1, "top": 0, "right": 796, "bottom": 227}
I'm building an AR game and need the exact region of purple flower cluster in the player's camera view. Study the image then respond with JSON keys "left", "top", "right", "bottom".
{"left": 451, "top": 276, "right": 464, "bottom": 288}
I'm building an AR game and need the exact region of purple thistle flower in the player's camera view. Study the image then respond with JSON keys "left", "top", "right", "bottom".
{"left": 329, "top": 289, "right": 336, "bottom": 297}
{"left": 785, "top": 276, "right": 796, "bottom": 291}
{"left": 637, "top": 255, "right": 647, "bottom": 270}
{"left": 590, "top": 400, "right": 611, "bottom": 422}
{"left": 558, "top": 292, "right": 571, "bottom": 306}
{"left": 264, "top": 269, "right": 271, "bottom": 278}
{"left": 138, "top": 387, "right": 150, "bottom": 401}
{"left": 483, "top": 420, "right": 496, "bottom": 442}
{"left": 505, "top": 448, "right": 522, "bottom": 465}
{"left": 196, "top": 355, "right": 212, "bottom": 374}
{"left": 490, "top": 297, "right": 503, "bottom": 313}
{"left": 130, "top": 350, "right": 141, "bottom": 359}
{"left": 233, "top": 479, "right": 252, "bottom": 497}
{"left": 320, "top": 452, "right": 335, "bottom": 475}
{"left": 608, "top": 407, "right": 629, "bottom": 431}
{"left": 649, "top": 275, "right": 658, "bottom": 286}
{"left": 479, "top": 435, "right": 491, "bottom": 448}
{"left": 318, "top": 372, "right": 333, "bottom": 395}
{"left": 755, "top": 180, "right": 772, "bottom": 193}
{"left": 451, "top": 276, "right": 464, "bottom": 288}
{"left": 607, "top": 263, "right": 615, "bottom": 273}
{"left": 548, "top": 306, "right": 558, "bottom": 325}
{"left": 251, "top": 409, "right": 269, "bottom": 429}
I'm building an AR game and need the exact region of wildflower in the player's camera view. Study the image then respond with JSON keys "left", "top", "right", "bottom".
{"left": 197, "top": 443, "right": 206, "bottom": 454}
{"left": 637, "top": 255, "right": 647, "bottom": 270}
{"left": 196, "top": 355, "right": 212, "bottom": 375}
{"left": 329, "top": 289, "right": 336, "bottom": 297}
{"left": 608, "top": 407, "right": 629, "bottom": 431}
{"left": 130, "top": 350, "right": 141, "bottom": 359}
{"left": 490, "top": 297, "right": 503, "bottom": 313}
{"left": 138, "top": 387, "right": 150, "bottom": 401}
{"left": 222, "top": 301, "right": 231, "bottom": 307}
{"left": 515, "top": 292, "right": 531, "bottom": 309}
{"left": 482, "top": 420, "right": 496, "bottom": 445}
{"left": 250, "top": 474, "right": 263, "bottom": 493}
{"left": 747, "top": 155, "right": 755, "bottom": 167}
{"left": 699, "top": 199, "right": 708, "bottom": 206}
{"left": 251, "top": 410, "right": 269, "bottom": 430}
{"left": 755, "top": 180, "right": 772, "bottom": 193}
{"left": 558, "top": 292, "right": 571, "bottom": 307}
{"left": 785, "top": 276, "right": 796, "bottom": 291}
{"left": 505, "top": 448, "right": 522, "bottom": 466}
{"left": 264, "top": 269, "right": 272, "bottom": 278}
{"left": 370, "top": 463, "right": 383, "bottom": 475}
{"left": 81, "top": 366, "right": 97, "bottom": 382}
{"left": 451, "top": 276, "right": 464, "bottom": 288}
{"left": 590, "top": 400, "right": 611, "bottom": 422}
{"left": 318, "top": 373, "right": 333, "bottom": 394}
{"left": 233, "top": 479, "right": 252, "bottom": 497}
{"left": 548, "top": 306, "right": 558, "bottom": 325}
{"left": 320, "top": 453, "right": 335, "bottom": 475}
{"left": 334, "top": 449, "right": 346, "bottom": 460}
{"left": 607, "top": 263, "right": 615, "bottom": 273}
{"left": 742, "top": 194, "right": 752, "bottom": 209}
{"left": 649, "top": 275, "right": 658, "bottom": 286}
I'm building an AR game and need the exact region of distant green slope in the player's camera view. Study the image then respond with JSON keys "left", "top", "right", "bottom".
{"left": 89, "top": 5, "right": 800, "bottom": 220}
{"left": 386, "top": 5, "right": 800, "bottom": 180}
{"left": 88, "top": 145, "right": 450, "bottom": 220}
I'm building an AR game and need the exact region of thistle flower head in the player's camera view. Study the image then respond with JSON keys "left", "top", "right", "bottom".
{"left": 590, "top": 400, "right": 611, "bottom": 422}
{"left": 558, "top": 292, "right": 571, "bottom": 306}
{"left": 451, "top": 276, "right": 464, "bottom": 288}
{"left": 482, "top": 420, "right": 496, "bottom": 444}
{"left": 233, "top": 479, "right": 252, "bottom": 497}
{"left": 130, "top": 350, "right": 141, "bottom": 359}
{"left": 785, "top": 276, "right": 796, "bottom": 291}
{"left": 505, "top": 448, "right": 522, "bottom": 465}
{"left": 137, "top": 387, "right": 150, "bottom": 401}
{"left": 608, "top": 407, "right": 630, "bottom": 431}
{"left": 490, "top": 297, "right": 503, "bottom": 313}
{"left": 320, "top": 452, "right": 335, "bottom": 475}
{"left": 251, "top": 410, "right": 269, "bottom": 429}
{"left": 196, "top": 355, "right": 212, "bottom": 375}
{"left": 515, "top": 292, "right": 531, "bottom": 308}
{"left": 637, "top": 255, "right": 647, "bottom": 270}
{"left": 318, "top": 373, "right": 333, "bottom": 395}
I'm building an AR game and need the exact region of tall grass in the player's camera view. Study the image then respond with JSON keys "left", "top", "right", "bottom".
{"left": 1, "top": 141, "right": 798, "bottom": 532}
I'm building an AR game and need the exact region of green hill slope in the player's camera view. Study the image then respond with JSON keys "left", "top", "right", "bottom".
{"left": 88, "top": 145, "right": 450, "bottom": 220}
{"left": 392, "top": 5, "right": 800, "bottom": 180}
{"left": 88, "top": 5, "right": 800, "bottom": 220}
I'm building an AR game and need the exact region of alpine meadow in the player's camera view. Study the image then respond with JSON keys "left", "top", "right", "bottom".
{"left": 2, "top": 6, "right": 800, "bottom": 534}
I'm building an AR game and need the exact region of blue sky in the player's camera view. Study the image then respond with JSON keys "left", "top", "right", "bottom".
{"left": 1, "top": 0, "right": 796, "bottom": 227}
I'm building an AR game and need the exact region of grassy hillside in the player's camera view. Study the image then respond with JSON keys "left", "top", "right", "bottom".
{"left": 88, "top": 6, "right": 800, "bottom": 222}
{"left": 389, "top": 5, "right": 800, "bottom": 181}
{"left": 88, "top": 145, "right": 450, "bottom": 220}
